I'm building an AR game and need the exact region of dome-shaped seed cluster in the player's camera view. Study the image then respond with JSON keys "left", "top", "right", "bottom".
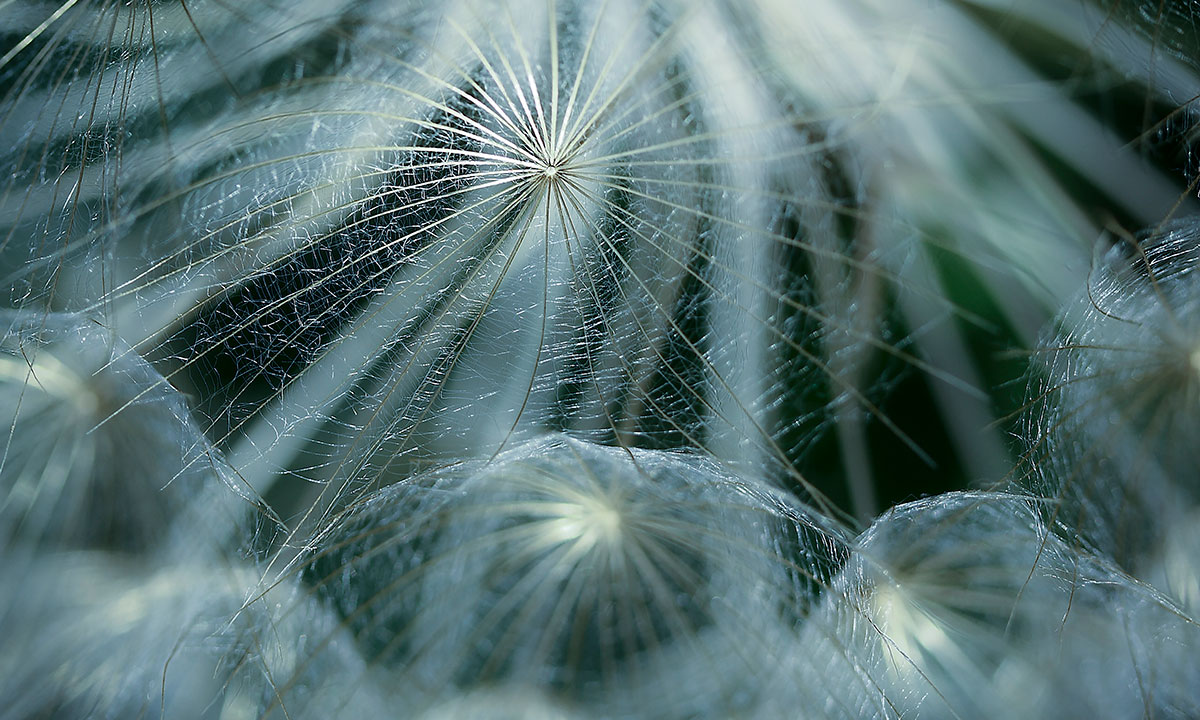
{"left": 2, "top": 1, "right": 1200, "bottom": 718}
{"left": 1022, "top": 224, "right": 1200, "bottom": 567}
{"left": 267, "top": 435, "right": 838, "bottom": 718}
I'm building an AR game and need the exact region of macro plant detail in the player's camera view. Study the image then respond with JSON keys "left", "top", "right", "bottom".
{"left": 2, "top": 0, "right": 902, "bottom": 526}
{"left": 0, "top": 311, "right": 219, "bottom": 551}
{"left": 1, "top": 0, "right": 1199, "bottom": 718}
{"left": 804, "top": 492, "right": 1200, "bottom": 719}
{"left": 278, "top": 436, "right": 831, "bottom": 718}
{"left": 1022, "top": 223, "right": 1200, "bottom": 570}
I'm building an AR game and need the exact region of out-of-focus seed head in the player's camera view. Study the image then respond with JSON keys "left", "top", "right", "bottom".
{"left": 1022, "top": 222, "right": 1200, "bottom": 566}
{"left": 0, "top": 311, "right": 228, "bottom": 552}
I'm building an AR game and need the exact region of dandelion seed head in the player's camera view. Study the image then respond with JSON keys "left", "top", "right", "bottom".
{"left": 0, "top": 553, "right": 256, "bottom": 719}
{"left": 38, "top": 0, "right": 916, "bottom": 534}
{"left": 3, "top": 1, "right": 1200, "bottom": 718}
{"left": 0, "top": 311, "right": 226, "bottom": 551}
{"left": 796, "top": 491, "right": 1200, "bottom": 719}
{"left": 296, "top": 434, "right": 828, "bottom": 716}
{"left": 1022, "top": 221, "right": 1200, "bottom": 565}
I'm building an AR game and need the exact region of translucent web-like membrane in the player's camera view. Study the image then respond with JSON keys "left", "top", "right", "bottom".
{"left": 0, "top": 310, "right": 229, "bottom": 552}
{"left": 4, "top": 0, "right": 1198, "bottom": 537}
{"left": 36, "top": 0, "right": 986, "bottom": 541}
{"left": 1, "top": 2, "right": 1199, "bottom": 717}
{"left": 235, "top": 436, "right": 846, "bottom": 719}
{"left": 794, "top": 492, "right": 1200, "bottom": 719}
{"left": 0, "top": 550, "right": 280, "bottom": 719}
{"left": 0, "top": 0, "right": 357, "bottom": 303}
{"left": 1020, "top": 222, "right": 1200, "bottom": 569}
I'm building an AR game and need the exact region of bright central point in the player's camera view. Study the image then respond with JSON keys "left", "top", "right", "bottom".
{"left": 589, "top": 505, "right": 622, "bottom": 539}
{"left": 543, "top": 164, "right": 559, "bottom": 178}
